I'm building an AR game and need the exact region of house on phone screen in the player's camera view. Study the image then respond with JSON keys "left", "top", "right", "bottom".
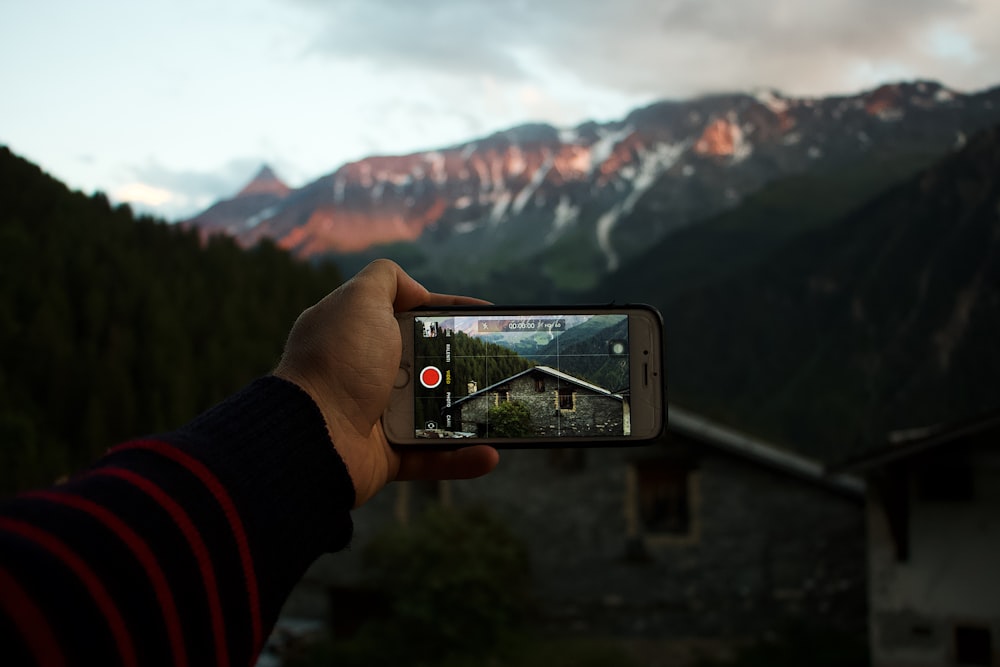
{"left": 444, "top": 365, "right": 627, "bottom": 438}
{"left": 834, "top": 410, "right": 1000, "bottom": 667}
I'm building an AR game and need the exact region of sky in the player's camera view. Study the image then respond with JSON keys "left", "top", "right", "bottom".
{"left": 2, "top": 0, "right": 998, "bottom": 221}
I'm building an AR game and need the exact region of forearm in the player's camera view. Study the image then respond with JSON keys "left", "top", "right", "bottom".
{"left": 0, "top": 376, "right": 354, "bottom": 666}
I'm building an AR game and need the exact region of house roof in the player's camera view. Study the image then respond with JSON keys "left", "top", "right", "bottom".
{"left": 832, "top": 408, "right": 1000, "bottom": 473}
{"left": 446, "top": 366, "right": 863, "bottom": 497}
{"left": 668, "top": 405, "right": 864, "bottom": 497}
{"left": 450, "top": 365, "right": 623, "bottom": 408}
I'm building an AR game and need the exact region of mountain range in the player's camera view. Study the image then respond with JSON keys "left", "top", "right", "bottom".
{"left": 182, "top": 79, "right": 1000, "bottom": 458}
{"left": 185, "top": 80, "right": 1000, "bottom": 300}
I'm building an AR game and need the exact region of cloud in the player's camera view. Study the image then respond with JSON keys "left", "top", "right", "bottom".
{"left": 115, "top": 158, "right": 273, "bottom": 221}
{"left": 289, "top": 0, "right": 1000, "bottom": 97}
{"left": 113, "top": 182, "right": 176, "bottom": 208}
{"left": 294, "top": 0, "right": 535, "bottom": 79}
{"left": 128, "top": 159, "right": 261, "bottom": 198}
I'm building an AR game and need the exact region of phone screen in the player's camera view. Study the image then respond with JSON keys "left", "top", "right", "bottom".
{"left": 412, "top": 313, "right": 631, "bottom": 439}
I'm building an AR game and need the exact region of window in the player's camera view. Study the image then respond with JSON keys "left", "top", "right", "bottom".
{"left": 635, "top": 460, "right": 691, "bottom": 535}
{"left": 916, "top": 457, "right": 974, "bottom": 502}
{"left": 495, "top": 386, "right": 511, "bottom": 403}
{"left": 535, "top": 377, "right": 546, "bottom": 392}
{"left": 954, "top": 625, "right": 992, "bottom": 666}
{"left": 558, "top": 387, "right": 574, "bottom": 410}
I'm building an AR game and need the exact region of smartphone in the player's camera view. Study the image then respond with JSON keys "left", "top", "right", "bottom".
{"left": 383, "top": 305, "right": 664, "bottom": 447}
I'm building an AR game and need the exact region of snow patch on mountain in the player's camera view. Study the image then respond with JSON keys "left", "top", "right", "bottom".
{"left": 512, "top": 158, "right": 552, "bottom": 215}
{"left": 471, "top": 157, "right": 491, "bottom": 194}
{"left": 559, "top": 127, "right": 581, "bottom": 144}
{"left": 333, "top": 175, "right": 346, "bottom": 204}
{"left": 490, "top": 190, "right": 512, "bottom": 224}
{"left": 596, "top": 204, "right": 623, "bottom": 271}
{"left": 244, "top": 205, "right": 278, "bottom": 230}
{"left": 935, "top": 87, "right": 955, "bottom": 103}
{"left": 596, "top": 142, "right": 686, "bottom": 271}
{"left": 389, "top": 172, "right": 413, "bottom": 187}
{"left": 425, "top": 151, "right": 447, "bottom": 185}
{"left": 625, "top": 143, "right": 685, "bottom": 208}
{"left": 732, "top": 128, "right": 753, "bottom": 163}
{"left": 753, "top": 89, "right": 790, "bottom": 115}
{"left": 589, "top": 126, "right": 634, "bottom": 174}
{"left": 549, "top": 195, "right": 578, "bottom": 238}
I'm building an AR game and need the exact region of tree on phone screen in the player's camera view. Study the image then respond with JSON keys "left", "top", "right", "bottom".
{"left": 486, "top": 400, "right": 533, "bottom": 437}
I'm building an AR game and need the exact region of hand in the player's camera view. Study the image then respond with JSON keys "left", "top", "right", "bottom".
{"left": 274, "top": 259, "right": 500, "bottom": 507}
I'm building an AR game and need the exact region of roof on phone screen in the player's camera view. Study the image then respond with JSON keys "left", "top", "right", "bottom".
{"left": 450, "top": 365, "right": 623, "bottom": 409}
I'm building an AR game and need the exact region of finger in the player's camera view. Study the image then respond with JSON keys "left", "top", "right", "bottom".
{"left": 355, "top": 259, "right": 431, "bottom": 312}
{"left": 396, "top": 446, "right": 500, "bottom": 481}
{"left": 425, "top": 293, "right": 493, "bottom": 307}
{"left": 393, "top": 271, "right": 433, "bottom": 312}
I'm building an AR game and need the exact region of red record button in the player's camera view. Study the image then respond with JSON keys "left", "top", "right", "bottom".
{"left": 419, "top": 366, "right": 443, "bottom": 389}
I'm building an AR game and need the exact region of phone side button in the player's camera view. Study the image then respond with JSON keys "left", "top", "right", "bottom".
{"left": 394, "top": 367, "right": 409, "bottom": 388}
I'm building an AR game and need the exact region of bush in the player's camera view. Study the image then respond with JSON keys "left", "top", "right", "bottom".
{"left": 340, "top": 505, "right": 533, "bottom": 665}
{"left": 487, "top": 400, "right": 533, "bottom": 437}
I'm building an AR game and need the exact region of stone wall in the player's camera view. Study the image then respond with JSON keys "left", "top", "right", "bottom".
{"left": 290, "top": 433, "right": 866, "bottom": 641}
{"left": 444, "top": 437, "right": 866, "bottom": 637}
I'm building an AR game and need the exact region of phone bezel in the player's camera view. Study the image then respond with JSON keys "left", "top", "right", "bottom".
{"left": 383, "top": 304, "right": 665, "bottom": 448}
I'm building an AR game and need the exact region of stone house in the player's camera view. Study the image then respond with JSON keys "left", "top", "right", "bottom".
{"left": 445, "top": 365, "right": 627, "bottom": 438}
{"left": 286, "top": 405, "right": 867, "bottom": 647}
{"left": 837, "top": 411, "right": 1000, "bottom": 667}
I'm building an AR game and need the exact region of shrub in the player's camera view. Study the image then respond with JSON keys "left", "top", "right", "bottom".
{"left": 487, "top": 400, "right": 533, "bottom": 437}
{"left": 358, "top": 505, "right": 533, "bottom": 664}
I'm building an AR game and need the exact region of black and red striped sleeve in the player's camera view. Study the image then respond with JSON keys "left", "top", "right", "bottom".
{"left": 0, "top": 376, "right": 355, "bottom": 666}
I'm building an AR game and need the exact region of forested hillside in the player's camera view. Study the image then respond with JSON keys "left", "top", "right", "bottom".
{"left": 0, "top": 147, "right": 342, "bottom": 495}
{"left": 657, "top": 125, "right": 1000, "bottom": 460}
{"left": 441, "top": 331, "right": 537, "bottom": 397}
{"left": 530, "top": 317, "right": 630, "bottom": 392}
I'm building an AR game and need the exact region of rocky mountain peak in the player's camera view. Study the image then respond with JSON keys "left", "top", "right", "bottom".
{"left": 237, "top": 165, "right": 290, "bottom": 198}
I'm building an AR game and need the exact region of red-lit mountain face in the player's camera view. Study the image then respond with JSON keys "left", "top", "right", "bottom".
{"left": 184, "top": 81, "right": 1000, "bottom": 295}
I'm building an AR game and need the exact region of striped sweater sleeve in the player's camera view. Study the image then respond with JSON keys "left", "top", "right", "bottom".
{"left": 0, "top": 376, "right": 355, "bottom": 667}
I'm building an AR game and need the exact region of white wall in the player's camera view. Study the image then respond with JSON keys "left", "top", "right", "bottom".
{"left": 869, "top": 449, "right": 1000, "bottom": 667}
